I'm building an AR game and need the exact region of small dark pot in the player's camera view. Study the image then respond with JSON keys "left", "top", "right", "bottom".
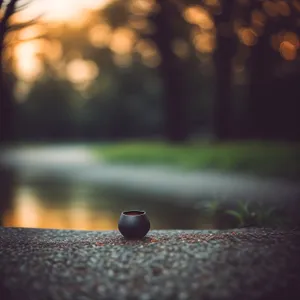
{"left": 118, "top": 210, "right": 150, "bottom": 239}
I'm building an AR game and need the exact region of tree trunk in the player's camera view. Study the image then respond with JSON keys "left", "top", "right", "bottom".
{"left": 246, "top": 33, "right": 272, "bottom": 139}
{"left": 151, "top": 0, "right": 188, "bottom": 143}
{"left": 212, "top": 1, "right": 236, "bottom": 140}
{"left": 246, "top": 3, "right": 293, "bottom": 140}
{"left": 0, "top": 0, "right": 18, "bottom": 144}
{"left": 0, "top": 44, "right": 14, "bottom": 144}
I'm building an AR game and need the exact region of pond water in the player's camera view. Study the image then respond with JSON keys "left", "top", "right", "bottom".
{"left": 0, "top": 168, "right": 216, "bottom": 230}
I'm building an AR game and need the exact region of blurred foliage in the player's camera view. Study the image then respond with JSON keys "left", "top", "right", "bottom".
{"left": 93, "top": 141, "right": 300, "bottom": 179}
{"left": 15, "top": 77, "right": 76, "bottom": 140}
{"left": 203, "top": 200, "right": 299, "bottom": 229}
{"left": 1, "top": 0, "right": 300, "bottom": 142}
{"left": 204, "top": 199, "right": 223, "bottom": 217}
{"left": 203, "top": 199, "right": 294, "bottom": 229}
{"left": 225, "top": 200, "right": 291, "bottom": 228}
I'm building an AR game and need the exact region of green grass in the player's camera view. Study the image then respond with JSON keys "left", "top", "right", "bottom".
{"left": 93, "top": 141, "right": 300, "bottom": 179}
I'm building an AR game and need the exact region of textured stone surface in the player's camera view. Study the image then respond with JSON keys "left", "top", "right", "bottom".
{"left": 0, "top": 227, "right": 300, "bottom": 300}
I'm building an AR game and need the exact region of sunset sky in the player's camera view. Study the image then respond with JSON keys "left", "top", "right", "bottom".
{"left": 10, "top": 0, "right": 113, "bottom": 87}
{"left": 7, "top": 0, "right": 297, "bottom": 86}
{"left": 18, "top": 0, "right": 112, "bottom": 22}
{"left": 12, "top": 0, "right": 166, "bottom": 87}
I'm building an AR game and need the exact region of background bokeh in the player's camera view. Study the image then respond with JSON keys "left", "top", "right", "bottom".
{"left": 0, "top": 0, "right": 300, "bottom": 230}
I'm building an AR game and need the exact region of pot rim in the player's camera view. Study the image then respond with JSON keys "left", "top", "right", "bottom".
{"left": 122, "top": 210, "right": 146, "bottom": 216}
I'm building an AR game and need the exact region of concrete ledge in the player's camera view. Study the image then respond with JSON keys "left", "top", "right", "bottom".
{"left": 1, "top": 227, "right": 300, "bottom": 300}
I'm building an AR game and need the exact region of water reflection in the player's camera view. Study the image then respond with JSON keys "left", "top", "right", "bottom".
{"left": 0, "top": 173, "right": 206, "bottom": 230}
{"left": 4, "top": 187, "right": 117, "bottom": 229}
{"left": 0, "top": 167, "right": 15, "bottom": 226}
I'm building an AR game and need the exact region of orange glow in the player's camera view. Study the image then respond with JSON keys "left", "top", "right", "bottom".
{"left": 66, "top": 50, "right": 83, "bottom": 61}
{"left": 280, "top": 41, "right": 297, "bottom": 60}
{"left": 12, "top": 189, "right": 42, "bottom": 228}
{"left": 135, "top": 39, "right": 161, "bottom": 68}
{"left": 42, "top": 40, "right": 63, "bottom": 62}
{"left": 3, "top": 43, "right": 13, "bottom": 67}
{"left": 283, "top": 32, "right": 299, "bottom": 47}
{"left": 14, "top": 41, "right": 44, "bottom": 81}
{"left": 129, "top": 0, "right": 157, "bottom": 16}
{"left": 135, "top": 39, "right": 161, "bottom": 67}
{"left": 238, "top": 28, "right": 257, "bottom": 46}
{"left": 135, "top": 39, "right": 156, "bottom": 55}
{"left": 272, "top": 31, "right": 299, "bottom": 51}
{"left": 67, "top": 204, "right": 92, "bottom": 229}
{"left": 11, "top": 1, "right": 112, "bottom": 82}
{"left": 251, "top": 10, "right": 266, "bottom": 29}
{"left": 18, "top": 25, "right": 45, "bottom": 41}
{"left": 18, "top": 0, "right": 112, "bottom": 23}
{"left": 66, "top": 59, "right": 99, "bottom": 84}
{"left": 109, "top": 27, "right": 136, "bottom": 55}
{"left": 129, "top": 17, "right": 148, "bottom": 30}
{"left": 141, "top": 54, "right": 161, "bottom": 68}
{"left": 191, "top": 27, "right": 201, "bottom": 39}
{"left": 128, "top": 17, "right": 156, "bottom": 34}
{"left": 68, "top": 10, "right": 91, "bottom": 29}
{"left": 90, "top": 212, "right": 116, "bottom": 230}
{"left": 15, "top": 57, "right": 44, "bottom": 82}
{"left": 113, "top": 54, "right": 133, "bottom": 68}
{"left": 88, "top": 23, "right": 112, "bottom": 48}
{"left": 39, "top": 209, "right": 68, "bottom": 229}
{"left": 193, "top": 33, "right": 215, "bottom": 53}
{"left": 184, "top": 6, "right": 215, "bottom": 30}
{"left": 3, "top": 188, "right": 118, "bottom": 230}
{"left": 14, "top": 40, "right": 40, "bottom": 60}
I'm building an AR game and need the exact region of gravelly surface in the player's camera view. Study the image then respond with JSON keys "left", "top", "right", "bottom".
{"left": 0, "top": 228, "right": 300, "bottom": 300}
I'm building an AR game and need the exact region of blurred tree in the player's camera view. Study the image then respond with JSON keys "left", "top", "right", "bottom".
{"left": 184, "top": 0, "right": 300, "bottom": 141}
{"left": 0, "top": 0, "right": 42, "bottom": 143}
{"left": 17, "top": 75, "right": 75, "bottom": 141}
{"left": 0, "top": 0, "right": 18, "bottom": 143}
{"left": 166, "top": 0, "right": 238, "bottom": 140}
{"left": 5, "top": 0, "right": 300, "bottom": 143}
{"left": 79, "top": 66, "right": 163, "bottom": 140}
{"left": 151, "top": 0, "right": 190, "bottom": 142}
{"left": 74, "top": 0, "right": 191, "bottom": 141}
{"left": 246, "top": 0, "right": 279, "bottom": 139}
{"left": 99, "top": 0, "right": 192, "bottom": 142}
{"left": 212, "top": 0, "right": 237, "bottom": 140}
{"left": 245, "top": 0, "right": 300, "bottom": 140}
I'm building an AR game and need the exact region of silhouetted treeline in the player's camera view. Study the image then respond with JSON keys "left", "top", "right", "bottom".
{"left": 1, "top": 0, "right": 300, "bottom": 143}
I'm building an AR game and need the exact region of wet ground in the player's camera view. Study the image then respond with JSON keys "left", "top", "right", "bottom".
{"left": 1, "top": 145, "right": 300, "bottom": 230}
{"left": 1, "top": 146, "right": 300, "bottom": 204}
